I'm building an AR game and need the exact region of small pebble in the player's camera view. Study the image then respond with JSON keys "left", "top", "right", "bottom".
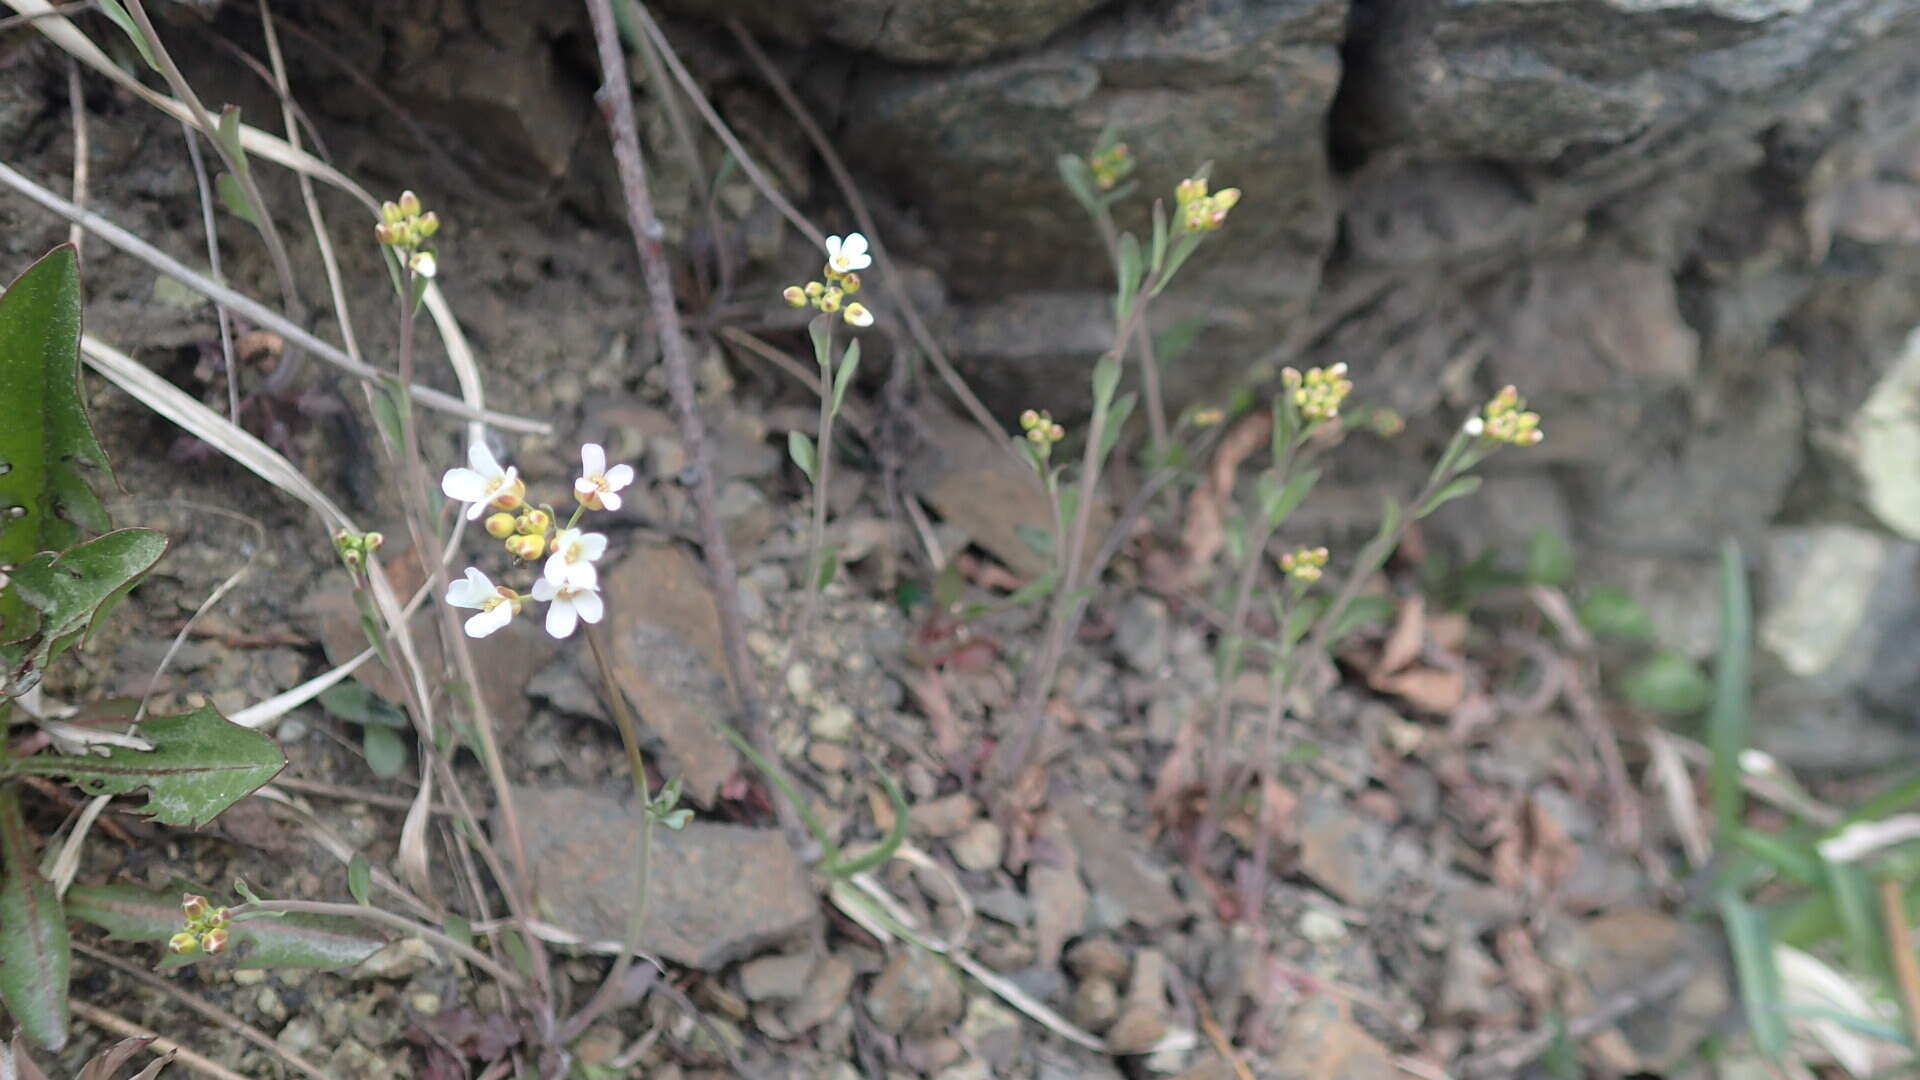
{"left": 811, "top": 703, "right": 855, "bottom": 741}
{"left": 1298, "top": 908, "right": 1348, "bottom": 945}
{"left": 808, "top": 741, "right": 851, "bottom": 773}
{"left": 950, "top": 821, "right": 1004, "bottom": 872}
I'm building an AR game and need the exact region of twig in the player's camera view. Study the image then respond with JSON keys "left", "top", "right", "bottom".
{"left": 1194, "top": 994, "right": 1256, "bottom": 1080}
{"left": 584, "top": 0, "right": 766, "bottom": 750}
{"left": 73, "top": 941, "right": 335, "bottom": 1080}
{"left": 1883, "top": 877, "right": 1920, "bottom": 1053}
{"left": 67, "top": 998, "right": 238, "bottom": 1080}
{"left": 0, "top": 159, "right": 548, "bottom": 433}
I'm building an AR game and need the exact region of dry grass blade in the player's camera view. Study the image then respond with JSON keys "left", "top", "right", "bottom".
{"left": 252, "top": 787, "right": 438, "bottom": 921}
{"left": 68, "top": 999, "right": 243, "bottom": 1080}
{"left": 1646, "top": 729, "right": 1710, "bottom": 869}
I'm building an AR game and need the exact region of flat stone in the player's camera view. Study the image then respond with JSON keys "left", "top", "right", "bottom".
{"left": 1029, "top": 813, "right": 1089, "bottom": 969}
{"left": 1113, "top": 595, "right": 1171, "bottom": 673}
{"left": 1059, "top": 799, "right": 1186, "bottom": 929}
{"left": 1296, "top": 799, "right": 1393, "bottom": 908}
{"left": 783, "top": 954, "right": 855, "bottom": 1034}
{"left": 1064, "top": 936, "right": 1130, "bottom": 983}
{"left": 1550, "top": 908, "right": 1733, "bottom": 1072}
{"left": 602, "top": 544, "right": 740, "bottom": 806}
{"left": 1761, "top": 525, "right": 1890, "bottom": 678}
{"left": 911, "top": 792, "right": 982, "bottom": 839}
{"left": 864, "top": 948, "right": 965, "bottom": 1036}
{"left": 739, "top": 950, "right": 818, "bottom": 1003}
{"left": 505, "top": 784, "right": 816, "bottom": 970}
{"left": 1269, "top": 1000, "right": 1398, "bottom": 1080}
{"left": 950, "top": 820, "right": 1006, "bottom": 873}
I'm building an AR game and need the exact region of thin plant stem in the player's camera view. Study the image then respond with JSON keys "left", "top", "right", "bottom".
{"left": 1207, "top": 515, "right": 1280, "bottom": 799}
{"left": 387, "top": 270, "right": 553, "bottom": 1007}
{"left": 1303, "top": 453, "right": 1460, "bottom": 660}
{"left": 64, "top": 56, "right": 86, "bottom": 254}
{"left": 179, "top": 122, "right": 240, "bottom": 423}
{"left": 800, "top": 328, "right": 836, "bottom": 641}
{"left": 232, "top": 899, "right": 530, "bottom": 995}
{"left": 584, "top": 0, "right": 769, "bottom": 760}
{"left": 566, "top": 623, "right": 660, "bottom": 1040}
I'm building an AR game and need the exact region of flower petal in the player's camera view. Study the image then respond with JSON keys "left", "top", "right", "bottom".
{"left": 578, "top": 532, "right": 609, "bottom": 562}
{"left": 573, "top": 587, "right": 605, "bottom": 625}
{"left": 598, "top": 490, "right": 623, "bottom": 512}
{"left": 466, "top": 603, "right": 513, "bottom": 638}
{"left": 581, "top": 442, "right": 607, "bottom": 477}
{"left": 564, "top": 561, "right": 598, "bottom": 590}
{"left": 844, "top": 233, "right": 868, "bottom": 257}
{"left": 545, "top": 598, "right": 579, "bottom": 639}
{"left": 543, "top": 552, "right": 569, "bottom": 587}
{"left": 603, "top": 464, "right": 635, "bottom": 491}
{"left": 531, "top": 577, "right": 558, "bottom": 602}
{"left": 441, "top": 468, "right": 490, "bottom": 503}
{"left": 447, "top": 567, "right": 491, "bottom": 608}
{"left": 468, "top": 442, "right": 503, "bottom": 477}
{"left": 825, "top": 235, "right": 844, "bottom": 258}
{"left": 574, "top": 477, "right": 597, "bottom": 498}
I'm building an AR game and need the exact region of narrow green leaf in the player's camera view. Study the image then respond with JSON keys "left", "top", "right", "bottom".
{"left": 1734, "top": 828, "right": 1823, "bottom": 886}
{"left": 825, "top": 771, "right": 909, "bottom": 878}
{"left": 1272, "top": 394, "right": 1298, "bottom": 461}
{"left": 0, "top": 787, "right": 69, "bottom": 1050}
{"left": 1015, "top": 522, "right": 1054, "bottom": 560}
{"left": 1718, "top": 892, "right": 1788, "bottom": 1059}
{"left": 1622, "top": 651, "right": 1712, "bottom": 717}
{"left": 787, "top": 431, "right": 817, "bottom": 484}
{"left": 1099, "top": 392, "right": 1136, "bottom": 460}
{"left": 1327, "top": 595, "right": 1395, "bottom": 647}
{"left": 64, "top": 881, "right": 385, "bottom": 971}
{"left": 807, "top": 314, "right": 833, "bottom": 370}
{"left": 1709, "top": 540, "right": 1752, "bottom": 840}
{"left": 215, "top": 173, "right": 259, "bottom": 226}
{"left": 1150, "top": 201, "right": 1169, "bottom": 275}
{"left": 317, "top": 683, "right": 406, "bottom": 729}
{"left": 1526, "top": 528, "right": 1575, "bottom": 586}
{"left": 1004, "top": 571, "right": 1055, "bottom": 610}
{"left": 360, "top": 725, "right": 407, "bottom": 780}
{"left": 1056, "top": 154, "right": 1100, "bottom": 214}
{"left": 1115, "top": 232, "right": 1144, "bottom": 323}
{"left": 0, "top": 246, "right": 113, "bottom": 637}
{"left": 1417, "top": 474, "right": 1483, "bottom": 517}
{"left": 1091, "top": 354, "right": 1121, "bottom": 413}
{"left": 214, "top": 107, "right": 249, "bottom": 179}
{"left": 368, "top": 379, "right": 405, "bottom": 455}
{"left": 1819, "top": 856, "right": 1883, "bottom": 979}
{"left": 1259, "top": 468, "right": 1320, "bottom": 530}
{"left": 1154, "top": 231, "right": 1205, "bottom": 294}
{"left": 931, "top": 559, "right": 965, "bottom": 611}
{"left": 346, "top": 855, "right": 372, "bottom": 907}
{"left": 814, "top": 546, "right": 839, "bottom": 591}
{"left": 831, "top": 340, "right": 861, "bottom": 415}
{"left": 5, "top": 704, "right": 285, "bottom": 828}
{"left": 443, "top": 913, "right": 472, "bottom": 951}
{"left": 94, "top": 0, "right": 159, "bottom": 71}
{"left": 1579, "top": 587, "right": 1654, "bottom": 642}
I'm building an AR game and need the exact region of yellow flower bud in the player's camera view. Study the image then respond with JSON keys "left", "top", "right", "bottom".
{"left": 181, "top": 894, "right": 209, "bottom": 922}
{"left": 515, "top": 509, "right": 552, "bottom": 535}
{"left": 1020, "top": 409, "right": 1041, "bottom": 431}
{"left": 818, "top": 288, "right": 843, "bottom": 314}
{"left": 362, "top": 532, "right": 383, "bottom": 551}
{"left": 373, "top": 222, "right": 397, "bottom": 246}
{"left": 843, "top": 302, "right": 874, "bottom": 328}
{"left": 840, "top": 272, "right": 862, "bottom": 295}
{"left": 506, "top": 533, "right": 546, "bottom": 560}
{"left": 804, "top": 281, "right": 825, "bottom": 299}
{"left": 416, "top": 211, "right": 440, "bottom": 238}
{"left": 398, "top": 190, "right": 422, "bottom": 218}
{"left": 168, "top": 932, "right": 200, "bottom": 956}
{"left": 783, "top": 285, "right": 808, "bottom": 308}
{"left": 485, "top": 512, "right": 517, "bottom": 539}
{"left": 489, "top": 477, "right": 527, "bottom": 513}
{"left": 199, "top": 928, "right": 229, "bottom": 955}
{"left": 380, "top": 200, "right": 403, "bottom": 224}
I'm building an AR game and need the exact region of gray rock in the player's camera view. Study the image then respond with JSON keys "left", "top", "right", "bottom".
{"left": 864, "top": 949, "right": 965, "bottom": 1036}
{"left": 1113, "top": 595, "right": 1171, "bottom": 674}
{"left": 783, "top": 953, "right": 855, "bottom": 1034}
{"left": 1069, "top": 977, "right": 1120, "bottom": 1033}
{"left": 950, "top": 820, "right": 1006, "bottom": 873}
{"left": 1547, "top": 909, "right": 1734, "bottom": 1073}
{"left": 1296, "top": 799, "right": 1393, "bottom": 908}
{"left": 740, "top": 950, "right": 818, "bottom": 1002}
{"left": 911, "top": 792, "right": 983, "bottom": 839}
{"left": 504, "top": 785, "right": 816, "bottom": 970}
{"left": 1058, "top": 800, "right": 1186, "bottom": 930}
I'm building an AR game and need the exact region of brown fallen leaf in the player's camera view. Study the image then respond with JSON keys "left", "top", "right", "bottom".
{"left": 1373, "top": 594, "right": 1427, "bottom": 679}
{"left": 1173, "top": 410, "right": 1273, "bottom": 589}
{"left": 1525, "top": 794, "right": 1580, "bottom": 893}
{"left": 1374, "top": 666, "right": 1467, "bottom": 713}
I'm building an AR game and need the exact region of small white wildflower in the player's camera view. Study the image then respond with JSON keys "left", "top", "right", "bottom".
{"left": 446, "top": 567, "right": 516, "bottom": 638}
{"left": 544, "top": 527, "right": 608, "bottom": 589}
{"left": 441, "top": 443, "right": 520, "bottom": 520}
{"left": 409, "top": 251, "right": 438, "bottom": 279}
{"left": 1738, "top": 748, "right": 1780, "bottom": 777}
{"left": 1462, "top": 417, "right": 1486, "bottom": 437}
{"left": 825, "top": 233, "right": 872, "bottom": 274}
{"left": 532, "top": 577, "right": 604, "bottom": 639}
{"left": 574, "top": 442, "right": 635, "bottom": 511}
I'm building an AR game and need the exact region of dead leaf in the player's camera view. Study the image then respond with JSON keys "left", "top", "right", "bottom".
{"left": 1148, "top": 719, "right": 1202, "bottom": 835}
{"left": 1494, "top": 924, "right": 1555, "bottom": 1014}
{"left": 1174, "top": 410, "right": 1273, "bottom": 587}
{"left": 1374, "top": 666, "right": 1467, "bottom": 713}
{"left": 1372, "top": 595, "right": 1427, "bottom": 678}
{"left": 1526, "top": 795, "right": 1580, "bottom": 893}
{"left": 907, "top": 670, "right": 966, "bottom": 771}
{"left": 1429, "top": 612, "right": 1470, "bottom": 653}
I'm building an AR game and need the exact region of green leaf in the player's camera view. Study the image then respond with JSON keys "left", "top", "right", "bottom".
{"left": 1525, "top": 528, "right": 1575, "bottom": 586}
{"left": 317, "top": 682, "right": 406, "bottom": 729}
{"left": 1709, "top": 540, "right": 1752, "bottom": 841}
{"left": 807, "top": 314, "right": 833, "bottom": 370}
{"left": 1091, "top": 354, "right": 1121, "bottom": 413}
{"left": 814, "top": 546, "right": 840, "bottom": 591}
{"left": 1100, "top": 392, "right": 1136, "bottom": 459}
{"left": 1258, "top": 468, "right": 1320, "bottom": 530}
{"left": 360, "top": 724, "right": 407, "bottom": 780}
{"left": 1150, "top": 201, "right": 1169, "bottom": 275}
{"left": 831, "top": 340, "right": 861, "bottom": 415}
{"left": 1115, "top": 232, "right": 1144, "bottom": 323}
{"left": 368, "top": 378, "right": 406, "bottom": 455}
{"left": 4, "top": 704, "right": 285, "bottom": 828}
{"left": 1327, "top": 594, "right": 1395, "bottom": 647}
{"left": 1015, "top": 523, "right": 1054, "bottom": 560}
{"left": 215, "top": 173, "right": 259, "bottom": 226}
{"left": 1417, "top": 474, "right": 1483, "bottom": 517}
{"left": 64, "top": 881, "right": 385, "bottom": 971}
{"left": 1733, "top": 828, "right": 1822, "bottom": 886}
{"left": 443, "top": 913, "right": 472, "bottom": 951}
{"left": 825, "top": 770, "right": 909, "bottom": 878}
{"left": 214, "top": 107, "right": 249, "bottom": 180}
{"left": 0, "top": 787, "right": 69, "bottom": 1050}
{"left": 1718, "top": 892, "right": 1789, "bottom": 1059}
{"left": 1056, "top": 154, "right": 1100, "bottom": 214}
{"left": 1579, "top": 587, "right": 1653, "bottom": 642}
{"left": 94, "top": 0, "right": 159, "bottom": 72}
{"left": 0, "top": 246, "right": 113, "bottom": 634}
{"left": 1819, "top": 856, "right": 1883, "bottom": 980}
{"left": 346, "top": 855, "right": 372, "bottom": 907}
{"left": 787, "top": 431, "right": 817, "bottom": 484}
{"left": 1621, "top": 651, "right": 1712, "bottom": 717}
{"left": 3, "top": 529, "right": 167, "bottom": 697}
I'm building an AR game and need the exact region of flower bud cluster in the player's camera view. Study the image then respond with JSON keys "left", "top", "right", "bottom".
{"left": 784, "top": 234, "right": 875, "bottom": 328}
{"left": 1464, "top": 385, "right": 1544, "bottom": 446}
{"left": 1175, "top": 177, "right": 1241, "bottom": 232}
{"left": 1282, "top": 364, "right": 1352, "bottom": 423}
{"left": 1090, "top": 142, "right": 1133, "bottom": 190}
{"left": 374, "top": 190, "right": 441, "bottom": 278}
{"left": 331, "top": 529, "right": 385, "bottom": 571}
{"left": 169, "top": 893, "right": 232, "bottom": 957}
{"left": 1019, "top": 408, "right": 1067, "bottom": 461}
{"left": 1279, "top": 546, "right": 1329, "bottom": 584}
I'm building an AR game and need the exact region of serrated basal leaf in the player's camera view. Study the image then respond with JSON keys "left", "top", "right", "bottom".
{"left": 2, "top": 528, "right": 166, "bottom": 696}
{"left": 0, "top": 787, "right": 69, "bottom": 1050}
{"left": 6, "top": 704, "right": 284, "bottom": 828}
{"left": 0, "top": 246, "right": 112, "bottom": 639}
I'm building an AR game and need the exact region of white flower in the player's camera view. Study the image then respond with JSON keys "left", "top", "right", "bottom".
{"left": 825, "top": 233, "right": 871, "bottom": 274}
{"left": 441, "top": 443, "right": 519, "bottom": 520}
{"left": 409, "top": 251, "right": 438, "bottom": 279}
{"left": 532, "top": 577, "right": 604, "bottom": 639}
{"left": 544, "top": 527, "right": 608, "bottom": 589}
{"left": 446, "top": 567, "right": 516, "bottom": 638}
{"left": 573, "top": 443, "right": 635, "bottom": 511}
{"left": 1462, "top": 417, "right": 1486, "bottom": 437}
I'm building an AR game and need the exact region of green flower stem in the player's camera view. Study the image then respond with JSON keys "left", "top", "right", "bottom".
{"left": 800, "top": 322, "right": 837, "bottom": 642}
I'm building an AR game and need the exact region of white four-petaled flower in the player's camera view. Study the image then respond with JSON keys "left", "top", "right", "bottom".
{"left": 544, "top": 528, "right": 607, "bottom": 589}
{"left": 825, "top": 233, "right": 871, "bottom": 274}
{"left": 532, "top": 577, "right": 604, "bottom": 639}
{"left": 441, "top": 443, "right": 518, "bottom": 520}
{"left": 574, "top": 443, "right": 635, "bottom": 511}
{"left": 410, "top": 251, "right": 438, "bottom": 279}
{"left": 446, "top": 567, "right": 516, "bottom": 638}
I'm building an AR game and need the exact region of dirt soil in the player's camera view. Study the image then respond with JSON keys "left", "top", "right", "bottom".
{"left": 0, "top": 17, "right": 1733, "bottom": 1080}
